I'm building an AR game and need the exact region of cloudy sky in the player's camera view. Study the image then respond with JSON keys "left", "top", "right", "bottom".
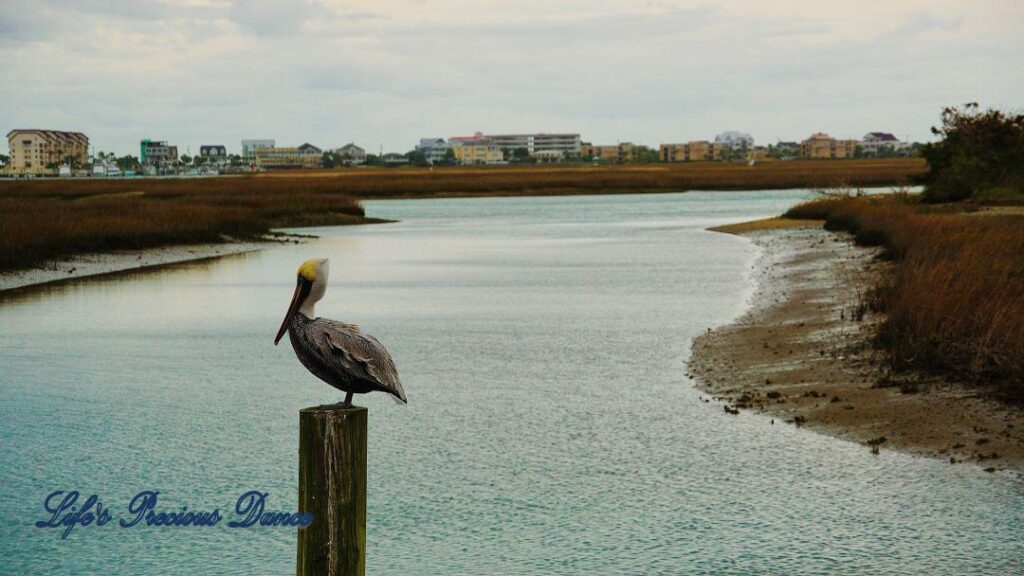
{"left": 1, "top": 0, "right": 1021, "bottom": 155}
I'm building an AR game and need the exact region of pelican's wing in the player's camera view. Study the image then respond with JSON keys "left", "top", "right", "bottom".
{"left": 316, "top": 319, "right": 407, "bottom": 404}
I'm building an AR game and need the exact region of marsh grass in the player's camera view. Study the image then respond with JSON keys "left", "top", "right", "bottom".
{"left": 265, "top": 159, "right": 924, "bottom": 198}
{"left": 785, "top": 195, "right": 1024, "bottom": 397}
{"left": 0, "top": 177, "right": 366, "bottom": 272}
{"left": 0, "top": 159, "right": 924, "bottom": 272}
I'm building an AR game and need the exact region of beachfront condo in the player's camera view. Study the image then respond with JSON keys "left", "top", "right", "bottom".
{"left": 6, "top": 129, "right": 89, "bottom": 175}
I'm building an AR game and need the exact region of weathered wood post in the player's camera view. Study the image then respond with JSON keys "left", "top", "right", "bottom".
{"left": 297, "top": 406, "right": 367, "bottom": 576}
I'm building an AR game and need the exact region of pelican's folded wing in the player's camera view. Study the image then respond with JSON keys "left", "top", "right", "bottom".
{"left": 317, "top": 319, "right": 407, "bottom": 404}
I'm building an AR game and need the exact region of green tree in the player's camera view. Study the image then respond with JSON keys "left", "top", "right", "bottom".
{"left": 405, "top": 149, "right": 428, "bottom": 166}
{"left": 921, "top": 103, "right": 1024, "bottom": 202}
{"left": 116, "top": 155, "right": 141, "bottom": 172}
{"left": 636, "top": 146, "right": 660, "bottom": 163}
{"left": 507, "top": 147, "right": 532, "bottom": 163}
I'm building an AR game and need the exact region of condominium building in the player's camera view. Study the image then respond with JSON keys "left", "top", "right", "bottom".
{"left": 6, "top": 129, "right": 89, "bottom": 175}
{"left": 485, "top": 133, "right": 581, "bottom": 156}
{"left": 591, "top": 142, "right": 638, "bottom": 163}
{"left": 140, "top": 139, "right": 178, "bottom": 167}
{"left": 800, "top": 133, "right": 858, "bottom": 159}
{"left": 658, "top": 141, "right": 729, "bottom": 162}
{"left": 449, "top": 132, "right": 580, "bottom": 157}
{"left": 255, "top": 143, "right": 322, "bottom": 170}
{"left": 415, "top": 138, "right": 450, "bottom": 164}
{"left": 451, "top": 139, "right": 503, "bottom": 165}
{"left": 241, "top": 139, "right": 275, "bottom": 160}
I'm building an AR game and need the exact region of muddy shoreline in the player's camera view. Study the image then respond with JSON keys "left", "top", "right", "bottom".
{"left": 0, "top": 234, "right": 307, "bottom": 293}
{"left": 688, "top": 222, "right": 1024, "bottom": 472}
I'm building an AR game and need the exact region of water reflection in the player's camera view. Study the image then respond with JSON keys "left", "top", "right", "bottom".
{"left": 1, "top": 189, "right": 1021, "bottom": 575}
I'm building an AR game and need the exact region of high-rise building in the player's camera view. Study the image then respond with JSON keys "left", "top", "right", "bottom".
{"left": 6, "top": 129, "right": 89, "bottom": 175}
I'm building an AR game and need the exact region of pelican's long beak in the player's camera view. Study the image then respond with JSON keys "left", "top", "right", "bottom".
{"left": 275, "top": 278, "right": 312, "bottom": 345}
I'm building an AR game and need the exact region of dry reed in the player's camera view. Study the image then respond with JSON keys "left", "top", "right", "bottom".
{"left": 786, "top": 196, "right": 1024, "bottom": 397}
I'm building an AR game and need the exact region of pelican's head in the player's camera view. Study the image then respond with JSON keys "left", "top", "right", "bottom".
{"left": 275, "top": 258, "right": 330, "bottom": 345}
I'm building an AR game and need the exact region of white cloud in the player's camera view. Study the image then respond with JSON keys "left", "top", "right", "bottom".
{"left": 1, "top": 0, "right": 1021, "bottom": 154}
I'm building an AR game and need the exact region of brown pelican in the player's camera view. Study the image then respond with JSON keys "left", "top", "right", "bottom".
{"left": 274, "top": 258, "right": 407, "bottom": 406}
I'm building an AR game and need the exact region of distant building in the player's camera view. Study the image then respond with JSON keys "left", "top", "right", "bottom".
{"left": 448, "top": 132, "right": 488, "bottom": 146}
{"left": 451, "top": 138, "right": 503, "bottom": 165}
{"left": 714, "top": 131, "right": 754, "bottom": 151}
{"left": 241, "top": 139, "right": 275, "bottom": 160}
{"left": 416, "top": 138, "right": 450, "bottom": 164}
{"left": 140, "top": 139, "right": 178, "bottom": 167}
{"left": 579, "top": 142, "right": 595, "bottom": 159}
{"left": 772, "top": 141, "right": 800, "bottom": 159}
{"left": 658, "top": 141, "right": 729, "bottom": 162}
{"left": 336, "top": 143, "right": 366, "bottom": 166}
{"left": 533, "top": 150, "right": 567, "bottom": 163}
{"left": 449, "top": 132, "right": 580, "bottom": 157}
{"left": 382, "top": 152, "right": 410, "bottom": 165}
{"left": 485, "top": 133, "right": 581, "bottom": 156}
{"left": 747, "top": 146, "right": 771, "bottom": 162}
{"left": 800, "top": 133, "right": 858, "bottom": 159}
{"left": 589, "top": 142, "right": 638, "bottom": 163}
{"left": 6, "top": 129, "right": 89, "bottom": 175}
{"left": 199, "top": 145, "right": 228, "bottom": 164}
{"left": 861, "top": 132, "right": 910, "bottom": 156}
{"left": 255, "top": 143, "right": 322, "bottom": 170}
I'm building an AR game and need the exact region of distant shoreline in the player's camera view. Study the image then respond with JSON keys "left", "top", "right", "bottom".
{"left": 688, "top": 221, "right": 1023, "bottom": 473}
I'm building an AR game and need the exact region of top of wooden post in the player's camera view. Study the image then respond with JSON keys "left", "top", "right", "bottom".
{"left": 300, "top": 405, "right": 368, "bottom": 416}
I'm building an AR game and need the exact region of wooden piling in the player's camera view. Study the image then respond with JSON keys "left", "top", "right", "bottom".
{"left": 297, "top": 406, "right": 367, "bottom": 576}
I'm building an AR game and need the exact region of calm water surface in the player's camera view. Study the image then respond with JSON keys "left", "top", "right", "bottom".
{"left": 1, "top": 190, "right": 1021, "bottom": 575}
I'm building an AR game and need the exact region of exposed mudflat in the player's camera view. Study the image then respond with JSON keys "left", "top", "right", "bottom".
{"left": 689, "top": 224, "right": 1024, "bottom": 472}
{"left": 0, "top": 238, "right": 291, "bottom": 293}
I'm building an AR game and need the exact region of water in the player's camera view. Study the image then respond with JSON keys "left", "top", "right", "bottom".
{"left": 1, "top": 190, "right": 1021, "bottom": 575}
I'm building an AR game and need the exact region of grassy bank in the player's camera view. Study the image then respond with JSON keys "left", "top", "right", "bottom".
{"left": 0, "top": 177, "right": 369, "bottom": 272}
{"left": 0, "top": 159, "right": 923, "bottom": 274}
{"left": 260, "top": 158, "right": 924, "bottom": 198}
{"left": 785, "top": 195, "right": 1024, "bottom": 398}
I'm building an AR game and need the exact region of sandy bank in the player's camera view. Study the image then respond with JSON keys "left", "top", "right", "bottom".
{"left": 688, "top": 223, "right": 1024, "bottom": 472}
{"left": 0, "top": 236, "right": 303, "bottom": 293}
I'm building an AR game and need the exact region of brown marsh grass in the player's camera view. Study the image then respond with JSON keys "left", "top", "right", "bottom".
{"left": 786, "top": 195, "right": 1024, "bottom": 397}
{"left": 0, "top": 177, "right": 366, "bottom": 272}
{"left": 261, "top": 158, "right": 925, "bottom": 198}
{"left": 0, "top": 159, "right": 923, "bottom": 273}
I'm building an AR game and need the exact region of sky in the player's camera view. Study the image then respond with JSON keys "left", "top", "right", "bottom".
{"left": 1, "top": 0, "right": 1022, "bottom": 156}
